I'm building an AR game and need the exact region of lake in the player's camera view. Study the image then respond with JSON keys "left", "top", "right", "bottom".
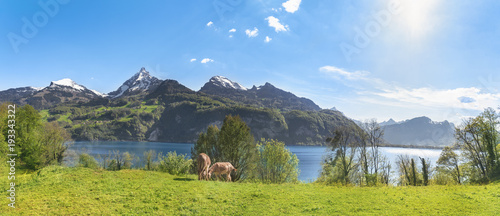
{"left": 67, "top": 141, "right": 444, "bottom": 182}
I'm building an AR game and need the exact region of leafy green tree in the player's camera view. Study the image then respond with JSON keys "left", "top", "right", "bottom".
{"left": 41, "top": 122, "right": 71, "bottom": 165}
{"left": 218, "top": 115, "right": 257, "bottom": 181}
{"left": 192, "top": 115, "right": 257, "bottom": 181}
{"left": 435, "top": 146, "right": 461, "bottom": 184}
{"left": 5, "top": 105, "right": 71, "bottom": 170}
{"left": 320, "top": 125, "right": 362, "bottom": 185}
{"left": 255, "top": 139, "right": 299, "bottom": 183}
{"left": 16, "top": 105, "right": 44, "bottom": 169}
{"left": 456, "top": 108, "right": 500, "bottom": 182}
{"left": 0, "top": 103, "right": 9, "bottom": 168}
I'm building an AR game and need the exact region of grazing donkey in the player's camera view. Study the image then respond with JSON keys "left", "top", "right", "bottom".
{"left": 197, "top": 153, "right": 211, "bottom": 181}
{"left": 208, "top": 162, "right": 237, "bottom": 182}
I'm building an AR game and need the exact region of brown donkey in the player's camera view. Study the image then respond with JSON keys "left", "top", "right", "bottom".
{"left": 208, "top": 162, "right": 237, "bottom": 182}
{"left": 197, "top": 153, "right": 211, "bottom": 181}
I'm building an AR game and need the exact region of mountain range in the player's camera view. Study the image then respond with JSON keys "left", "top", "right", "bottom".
{"left": 0, "top": 67, "right": 356, "bottom": 145}
{"left": 381, "top": 116, "right": 455, "bottom": 147}
{"left": 0, "top": 67, "right": 456, "bottom": 147}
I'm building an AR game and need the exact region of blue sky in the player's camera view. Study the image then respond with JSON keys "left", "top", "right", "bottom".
{"left": 1, "top": 0, "right": 500, "bottom": 124}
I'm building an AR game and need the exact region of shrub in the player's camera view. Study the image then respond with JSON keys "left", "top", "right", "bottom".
{"left": 158, "top": 151, "right": 192, "bottom": 176}
{"left": 78, "top": 153, "right": 99, "bottom": 169}
{"left": 107, "top": 151, "right": 135, "bottom": 171}
{"left": 255, "top": 139, "right": 299, "bottom": 183}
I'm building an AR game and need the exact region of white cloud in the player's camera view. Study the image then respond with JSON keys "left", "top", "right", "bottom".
{"left": 245, "top": 27, "right": 259, "bottom": 38}
{"left": 320, "top": 66, "right": 370, "bottom": 80}
{"left": 229, "top": 28, "right": 236, "bottom": 33}
{"left": 266, "top": 16, "right": 289, "bottom": 32}
{"left": 282, "top": 0, "right": 301, "bottom": 13}
{"left": 206, "top": 21, "right": 213, "bottom": 27}
{"left": 190, "top": 58, "right": 197, "bottom": 62}
{"left": 319, "top": 65, "right": 500, "bottom": 124}
{"left": 373, "top": 87, "right": 500, "bottom": 111}
{"left": 264, "top": 36, "right": 272, "bottom": 43}
{"left": 201, "top": 58, "right": 214, "bottom": 64}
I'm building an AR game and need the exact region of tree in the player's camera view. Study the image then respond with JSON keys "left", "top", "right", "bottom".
{"left": 16, "top": 105, "right": 44, "bottom": 169}
{"left": 436, "top": 146, "right": 461, "bottom": 184}
{"left": 456, "top": 108, "right": 500, "bottom": 182}
{"left": 397, "top": 155, "right": 420, "bottom": 186}
{"left": 192, "top": 115, "right": 257, "bottom": 181}
{"left": 143, "top": 150, "right": 156, "bottom": 170}
{"left": 360, "top": 119, "right": 385, "bottom": 185}
{"left": 321, "top": 125, "right": 362, "bottom": 185}
{"left": 0, "top": 103, "right": 9, "bottom": 166}
{"left": 255, "top": 139, "right": 299, "bottom": 183}
{"left": 40, "top": 122, "right": 71, "bottom": 165}
{"left": 107, "top": 151, "right": 135, "bottom": 170}
{"left": 420, "top": 157, "right": 430, "bottom": 186}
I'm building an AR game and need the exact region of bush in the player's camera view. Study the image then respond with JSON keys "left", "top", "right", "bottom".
{"left": 255, "top": 139, "right": 299, "bottom": 183}
{"left": 158, "top": 151, "right": 192, "bottom": 176}
{"left": 107, "top": 151, "right": 135, "bottom": 171}
{"left": 143, "top": 150, "right": 157, "bottom": 170}
{"left": 78, "top": 153, "right": 99, "bottom": 169}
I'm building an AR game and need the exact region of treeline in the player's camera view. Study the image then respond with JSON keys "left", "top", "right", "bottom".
{"left": 73, "top": 115, "right": 300, "bottom": 184}
{"left": 78, "top": 150, "right": 192, "bottom": 176}
{"left": 1, "top": 104, "right": 71, "bottom": 170}
{"left": 318, "top": 108, "right": 500, "bottom": 186}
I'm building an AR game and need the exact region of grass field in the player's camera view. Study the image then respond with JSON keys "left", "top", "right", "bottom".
{"left": 1, "top": 166, "right": 499, "bottom": 215}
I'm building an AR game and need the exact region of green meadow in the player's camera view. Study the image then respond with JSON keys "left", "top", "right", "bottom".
{"left": 1, "top": 166, "right": 499, "bottom": 215}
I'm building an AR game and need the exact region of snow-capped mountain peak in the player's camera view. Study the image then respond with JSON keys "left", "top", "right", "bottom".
{"left": 108, "top": 67, "right": 162, "bottom": 98}
{"left": 48, "top": 78, "right": 105, "bottom": 97}
{"left": 209, "top": 76, "right": 247, "bottom": 91}
{"left": 50, "top": 78, "right": 85, "bottom": 91}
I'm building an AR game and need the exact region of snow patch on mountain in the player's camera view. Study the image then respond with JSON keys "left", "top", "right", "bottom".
{"left": 90, "top": 89, "right": 107, "bottom": 97}
{"left": 29, "top": 87, "right": 43, "bottom": 91}
{"left": 210, "top": 76, "right": 247, "bottom": 91}
{"left": 51, "top": 78, "right": 85, "bottom": 91}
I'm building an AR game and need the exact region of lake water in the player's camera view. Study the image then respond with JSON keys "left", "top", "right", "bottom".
{"left": 67, "top": 141, "right": 443, "bottom": 182}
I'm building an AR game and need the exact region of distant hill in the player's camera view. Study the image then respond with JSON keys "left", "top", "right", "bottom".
{"left": 382, "top": 116, "right": 455, "bottom": 147}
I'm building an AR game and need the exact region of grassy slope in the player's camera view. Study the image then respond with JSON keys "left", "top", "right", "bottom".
{"left": 1, "top": 166, "right": 499, "bottom": 215}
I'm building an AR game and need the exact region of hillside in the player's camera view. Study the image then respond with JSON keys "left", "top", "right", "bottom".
{"left": 1, "top": 166, "right": 497, "bottom": 215}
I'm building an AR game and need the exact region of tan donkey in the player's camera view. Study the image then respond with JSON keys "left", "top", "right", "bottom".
{"left": 208, "top": 162, "right": 237, "bottom": 182}
{"left": 197, "top": 153, "right": 211, "bottom": 181}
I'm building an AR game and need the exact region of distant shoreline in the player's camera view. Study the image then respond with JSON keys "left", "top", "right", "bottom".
{"left": 71, "top": 139, "right": 449, "bottom": 150}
